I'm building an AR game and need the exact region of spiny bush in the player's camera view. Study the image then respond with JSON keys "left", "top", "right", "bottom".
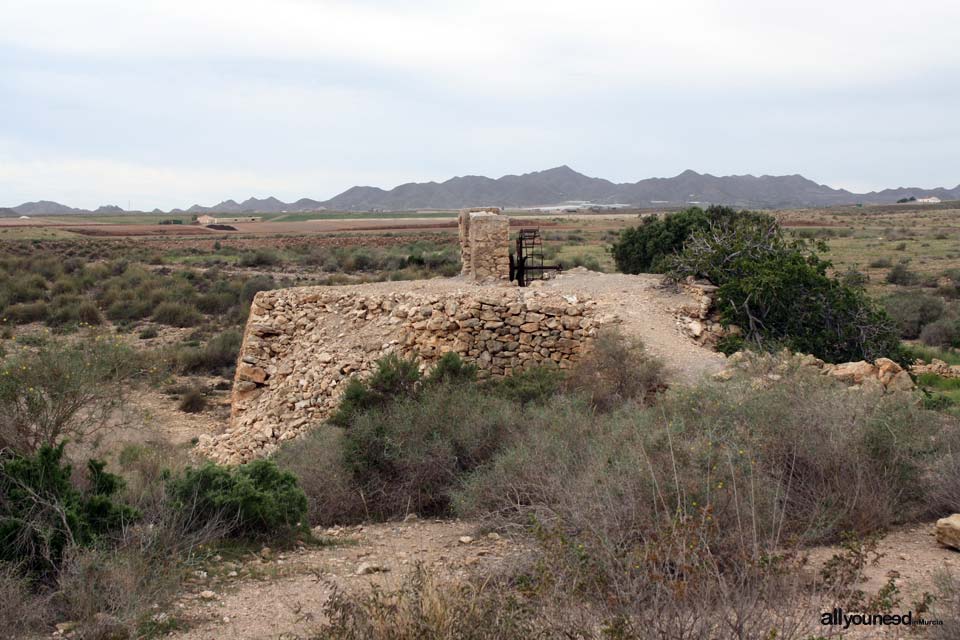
{"left": 274, "top": 427, "right": 368, "bottom": 526}
{"left": 456, "top": 360, "right": 951, "bottom": 545}
{"left": 667, "top": 213, "right": 902, "bottom": 363}
{"left": 0, "top": 563, "right": 51, "bottom": 637}
{"left": 341, "top": 383, "right": 520, "bottom": 519}
{"left": 0, "top": 443, "right": 139, "bottom": 582}
{"left": 166, "top": 460, "right": 307, "bottom": 538}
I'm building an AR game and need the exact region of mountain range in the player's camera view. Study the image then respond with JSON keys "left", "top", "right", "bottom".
{"left": 6, "top": 167, "right": 960, "bottom": 215}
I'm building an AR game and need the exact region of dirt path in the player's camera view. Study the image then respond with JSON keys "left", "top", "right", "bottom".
{"left": 165, "top": 518, "right": 958, "bottom": 640}
{"left": 169, "top": 520, "right": 521, "bottom": 640}
{"left": 542, "top": 269, "right": 726, "bottom": 382}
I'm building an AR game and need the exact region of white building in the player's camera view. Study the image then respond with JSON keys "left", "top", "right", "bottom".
{"left": 197, "top": 215, "right": 262, "bottom": 224}
{"left": 916, "top": 196, "right": 942, "bottom": 204}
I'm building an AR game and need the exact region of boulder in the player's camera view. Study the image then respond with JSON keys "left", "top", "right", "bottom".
{"left": 828, "top": 361, "right": 876, "bottom": 384}
{"left": 936, "top": 514, "right": 960, "bottom": 550}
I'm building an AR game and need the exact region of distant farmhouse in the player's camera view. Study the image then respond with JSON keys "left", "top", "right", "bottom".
{"left": 916, "top": 196, "right": 942, "bottom": 204}
{"left": 196, "top": 215, "right": 262, "bottom": 224}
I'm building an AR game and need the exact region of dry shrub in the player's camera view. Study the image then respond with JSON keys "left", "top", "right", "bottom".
{"left": 931, "top": 571, "right": 960, "bottom": 640}
{"left": 453, "top": 360, "right": 958, "bottom": 634}
{"left": 0, "top": 562, "right": 51, "bottom": 639}
{"left": 313, "top": 564, "right": 544, "bottom": 640}
{"left": 273, "top": 427, "right": 368, "bottom": 527}
{"left": 564, "top": 328, "right": 666, "bottom": 411}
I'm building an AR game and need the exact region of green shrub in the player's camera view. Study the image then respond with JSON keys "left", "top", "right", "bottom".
{"left": 173, "top": 329, "right": 242, "bottom": 374}
{"left": 178, "top": 388, "right": 207, "bottom": 413}
{"left": 611, "top": 207, "right": 711, "bottom": 274}
{"left": 424, "top": 352, "right": 478, "bottom": 386}
{"left": 166, "top": 460, "right": 307, "bottom": 538}
{"left": 106, "top": 298, "right": 154, "bottom": 322}
{"left": 329, "top": 354, "right": 421, "bottom": 427}
{"left": 611, "top": 206, "right": 755, "bottom": 274}
{"left": 77, "top": 300, "right": 103, "bottom": 325}
{"left": 239, "top": 249, "right": 280, "bottom": 267}
{"left": 883, "top": 291, "right": 946, "bottom": 339}
{"left": 0, "top": 443, "right": 139, "bottom": 581}
{"left": 4, "top": 301, "right": 49, "bottom": 324}
{"left": 487, "top": 365, "right": 563, "bottom": 406}
{"left": 241, "top": 275, "right": 277, "bottom": 303}
{"left": 886, "top": 262, "right": 918, "bottom": 285}
{"left": 152, "top": 301, "right": 202, "bottom": 327}
{"left": 920, "top": 318, "right": 960, "bottom": 348}
{"left": 667, "top": 213, "right": 901, "bottom": 363}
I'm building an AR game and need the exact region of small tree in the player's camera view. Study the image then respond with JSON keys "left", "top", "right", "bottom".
{"left": 611, "top": 206, "right": 758, "bottom": 274}
{"left": 667, "top": 215, "right": 902, "bottom": 363}
{"left": 0, "top": 338, "right": 137, "bottom": 454}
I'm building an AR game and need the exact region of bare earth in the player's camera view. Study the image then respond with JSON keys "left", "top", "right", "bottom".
{"left": 541, "top": 269, "right": 726, "bottom": 382}
{"left": 170, "top": 520, "right": 522, "bottom": 640}
{"left": 165, "top": 519, "right": 958, "bottom": 640}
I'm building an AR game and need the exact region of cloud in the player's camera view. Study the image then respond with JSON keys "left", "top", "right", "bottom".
{"left": 0, "top": 0, "right": 958, "bottom": 207}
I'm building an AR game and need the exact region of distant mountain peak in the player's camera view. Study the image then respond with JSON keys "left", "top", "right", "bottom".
{"left": 6, "top": 168, "right": 959, "bottom": 215}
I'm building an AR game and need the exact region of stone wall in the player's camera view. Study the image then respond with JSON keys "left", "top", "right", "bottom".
{"left": 200, "top": 281, "right": 600, "bottom": 463}
{"left": 458, "top": 207, "right": 510, "bottom": 281}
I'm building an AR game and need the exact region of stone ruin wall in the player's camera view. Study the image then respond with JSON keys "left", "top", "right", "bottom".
{"left": 458, "top": 207, "right": 510, "bottom": 282}
{"left": 199, "top": 283, "right": 601, "bottom": 463}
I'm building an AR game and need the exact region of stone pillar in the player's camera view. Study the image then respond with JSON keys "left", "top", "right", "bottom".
{"left": 468, "top": 212, "right": 510, "bottom": 281}
{"left": 458, "top": 207, "right": 509, "bottom": 281}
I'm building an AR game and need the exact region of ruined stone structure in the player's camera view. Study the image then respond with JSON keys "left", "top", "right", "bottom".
{"left": 458, "top": 207, "right": 510, "bottom": 282}
{"left": 200, "top": 280, "right": 600, "bottom": 463}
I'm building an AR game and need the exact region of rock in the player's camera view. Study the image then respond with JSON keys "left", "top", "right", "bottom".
{"left": 936, "top": 514, "right": 960, "bottom": 550}
{"left": 199, "top": 590, "right": 217, "bottom": 600}
{"left": 687, "top": 320, "right": 704, "bottom": 338}
{"left": 89, "top": 614, "right": 129, "bottom": 640}
{"left": 236, "top": 363, "right": 268, "bottom": 384}
{"left": 875, "top": 357, "right": 903, "bottom": 376}
{"left": 356, "top": 562, "right": 389, "bottom": 575}
{"left": 486, "top": 532, "right": 501, "bottom": 541}
{"left": 458, "top": 536, "right": 474, "bottom": 544}
{"left": 712, "top": 369, "right": 735, "bottom": 381}
{"left": 56, "top": 622, "right": 80, "bottom": 635}
{"left": 886, "top": 370, "right": 915, "bottom": 392}
{"left": 828, "top": 361, "right": 877, "bottom": 384}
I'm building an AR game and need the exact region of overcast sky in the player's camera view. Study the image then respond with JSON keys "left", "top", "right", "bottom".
{"left": 2, "top": 0, "right": 959, "bottom": 210}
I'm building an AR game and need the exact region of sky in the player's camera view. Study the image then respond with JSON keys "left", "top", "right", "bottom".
{"left": 1, "top": 0, "right": 959, "bottom": 210}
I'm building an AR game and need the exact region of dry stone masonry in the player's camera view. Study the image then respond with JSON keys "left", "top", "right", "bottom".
{"left": 458, "top": 207, "right": 510, "bottom": 282}
{"left": 199, "top": 280, "right": 600, "bottom": 463}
